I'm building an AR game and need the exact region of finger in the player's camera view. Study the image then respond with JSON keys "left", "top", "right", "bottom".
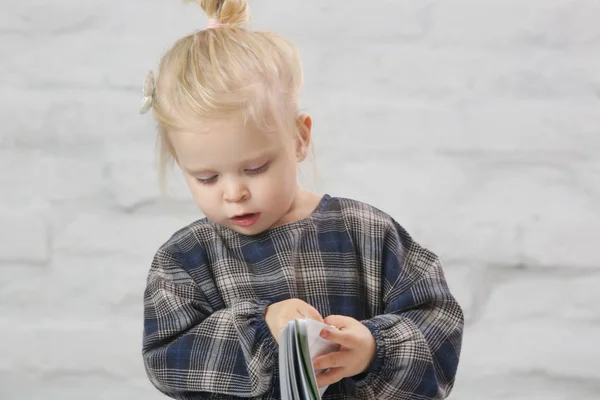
{"left": 323, "top": 314, "right": 356, "bottom": 330}
{"left": 319, "top": 327, "right": 357, "bottom": 348}
{"left": 315, "top": 367, "right": 346, "bottom": 388}
{"left": 313, "top": 351, "right": 352, "bottom": 371}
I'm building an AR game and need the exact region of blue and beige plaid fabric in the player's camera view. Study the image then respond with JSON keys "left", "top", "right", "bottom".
{"left": 143, "top": 194, "right": 464, "bottom": 399}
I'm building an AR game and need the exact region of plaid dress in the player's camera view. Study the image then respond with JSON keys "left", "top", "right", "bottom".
{"left": 143, "top": 194, "right": 464, "bottom": 399}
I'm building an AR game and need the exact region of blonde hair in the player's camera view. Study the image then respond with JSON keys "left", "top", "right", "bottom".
{"left": 149, "top": 0, "right": 314, "bottom": 191}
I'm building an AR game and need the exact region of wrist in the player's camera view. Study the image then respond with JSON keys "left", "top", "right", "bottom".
{"left": 365, "top": 336, "right": 376, "bottom": 371}
{"left": 351, "top": 321, "right": 386, "bottom": 388}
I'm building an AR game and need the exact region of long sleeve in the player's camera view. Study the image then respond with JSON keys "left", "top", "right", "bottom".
{"left": 142, "top": 244, "right": 279, "bottom": 399}
{"left": 350, "top": 220, "right": 464, "bottom": 399}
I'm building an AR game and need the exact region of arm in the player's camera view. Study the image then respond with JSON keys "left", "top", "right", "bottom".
{"left": 142, "top": 245, "right": 278, "bottom": 399}
{"left": 351, "top": 220, "right": 464, "bottom": 399}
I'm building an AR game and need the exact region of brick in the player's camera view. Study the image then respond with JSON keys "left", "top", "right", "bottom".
{"left": 105, "top": 146, "right": 160, "bottom": 210}
{"left": 428, "top": 0, "right": 600, "bottom": 49}
{"left": 1, "top": 1, "right": 199, "bottom": 90}
{"left": 459, "top": 101, "right": 600, "bottom": 153}
{"left": 0, "top": 212, "right": 49, "bottom": 264}
{"left": 255, "top": 0, "right": 434, "bottom": 42}
{"left": 451, "top": 373, "right": 600, "bottom": 400}
{"left": 441, "top": 265, "right": 477, "bottom": 325}
{"left": 470, "top": 53, "right": 600, "bottom": 100}
{"left": 522, "top": 216, "right": 600, "bottom": 268}
{"left": 0, "top": 255, "right": 149, "bottom": 320}
{"left": 481, "top": 273, "right": 600, "bottom": 324}
{"left": 310, "top": 99, "right": 599, "bottom": 155}
{"left": 0, "top": 149, "right": 109, "bottom": 207}
{"left": 578, "top": 160, "right": 600, "bottom": 200}
{"left": 305, "top": 48, "right": 600, "bottom": 106}
{"left": 0, "top": 371, "right": 163, "bottom": 400}
{"left": 0, "top": 318, "right": 147, "bottom": 379}
{"left": 460, "top": 319, "right": 600, "bottom": 380}
{"left": 0, "top": 89, "right": 146, "bottom": 151}
{"left": 46, "top": 157, "right": 108, "bottom": 203}
{"left": 318, "top": 154, "right": 599, "bottom": 268}
{"left": 104, "top": 143, "right": 195, "bottom": 209}
{"left": 0, "top": 265, "right": 47, "bottom": 314}
{"left": 0, "top": 150, "right": 49, "bottom": 207}
{"left": 0, "top": 1, "right": 106, "bottom": 37}
{"left": 52, "top": 211, "right": 197, "bottom": 260}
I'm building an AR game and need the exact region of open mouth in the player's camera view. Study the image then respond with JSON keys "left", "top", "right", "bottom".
{"left": 231, "top": 213, "right": 260, "bottom": 227}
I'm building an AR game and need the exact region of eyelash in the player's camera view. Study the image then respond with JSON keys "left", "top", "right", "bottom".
{"left": 196, "top": 176, "right": 217, "bottom": 186}
{"left": 247, "top": 162, "right": 270, "bottom": 175}
{"left": 195, "top": 162, "right": 270, "bottom": 186}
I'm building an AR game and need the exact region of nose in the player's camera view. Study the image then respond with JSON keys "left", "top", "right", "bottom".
{"left": 223, "top": 178, "right": 249, "bottom": 203}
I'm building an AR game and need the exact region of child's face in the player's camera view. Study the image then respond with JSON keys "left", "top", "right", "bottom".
{"left": 171, "top": 117, "right": 304, "bottom": 235}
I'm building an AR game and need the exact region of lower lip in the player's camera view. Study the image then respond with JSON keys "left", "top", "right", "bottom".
{"left": 231, "top": 213, "right": 260, "bottom": 227}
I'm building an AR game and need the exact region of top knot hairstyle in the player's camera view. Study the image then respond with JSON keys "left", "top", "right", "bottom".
{"left": 150, "top": 0, "right": 308, "bottom": 184}
{"left": 199, "top": 0, "right": 250, "bottom": 28}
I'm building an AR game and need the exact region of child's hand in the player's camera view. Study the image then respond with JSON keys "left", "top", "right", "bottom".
{"left": 312, "top": 315, "right": 376, "bottom": 388}
{"left": 265, "top": 299, "right": 323, "bottom": 343}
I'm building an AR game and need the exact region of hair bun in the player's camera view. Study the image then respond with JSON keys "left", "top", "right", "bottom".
{"left": 198, "top": 0, "right": 250, "bottom": 28}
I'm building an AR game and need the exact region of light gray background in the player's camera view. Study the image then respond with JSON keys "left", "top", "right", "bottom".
{"left": 1, "top": 1, "right": 599, "bottom": 399}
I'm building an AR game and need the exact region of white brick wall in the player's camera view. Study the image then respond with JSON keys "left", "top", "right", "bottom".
{"left": 2, "top": 1, "right": 599, "bottom": 399}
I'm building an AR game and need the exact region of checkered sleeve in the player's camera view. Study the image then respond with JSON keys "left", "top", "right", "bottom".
{"left": 142, "top": 245, "right": 278, "bottom": 399}
{"left": 353, "top": 220, "right": 464, "bottom": 399}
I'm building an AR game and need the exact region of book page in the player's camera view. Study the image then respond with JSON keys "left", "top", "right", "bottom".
{"left": 305, "top": 318, "right": 341, "bottom": 366}
{"left": 304, "top": 318, "right": 341, "bottom": 398}
{"left": 278, "top": 321, "right": 293, "bottom": 399}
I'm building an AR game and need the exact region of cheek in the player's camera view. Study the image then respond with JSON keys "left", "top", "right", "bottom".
{"left": 269, "top": 161, "right": 296, "bottom": 187}
{"left": 262, "top": 163, "right": 297, "bottom": 201}
{"left": 183, "top": 174, "right": 200, "bottom": 194}
{"left": 184, "top": 176, "right": 214, "bottom": 207}
{"left": 282, "top": 158, "right": 299, "bottom": 185}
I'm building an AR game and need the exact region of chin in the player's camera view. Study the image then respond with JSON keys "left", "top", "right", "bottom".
{"left": 231, "top": 224, "right": 266, "bottom": 236}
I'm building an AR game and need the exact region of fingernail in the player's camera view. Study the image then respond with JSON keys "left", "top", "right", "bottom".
{"left": 320, "top": 329, "right": 330, "bottom": 338}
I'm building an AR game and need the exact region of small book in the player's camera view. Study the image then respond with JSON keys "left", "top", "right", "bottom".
{"left": 279, "top": 318, "right": 341, "bottom": 400}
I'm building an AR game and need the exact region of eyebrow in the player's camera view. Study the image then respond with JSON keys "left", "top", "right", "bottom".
{"left": 184, "top": 166, "right": 217, "bottom": 175}
{"left": 184, "top": 153, "right": 272, "bottom": 175}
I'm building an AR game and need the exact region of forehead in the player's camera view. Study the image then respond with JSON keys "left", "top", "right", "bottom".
{"left": 170, "top": 118, "right": 287, "bottom": 170}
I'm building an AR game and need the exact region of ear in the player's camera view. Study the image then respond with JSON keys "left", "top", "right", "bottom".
{"left": 295, "top": 113, "right": 312, "bottom": 162}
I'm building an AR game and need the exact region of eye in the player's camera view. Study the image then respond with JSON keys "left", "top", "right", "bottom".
{"left": 196, "top": 175, "right": 218, "bottom": 185}
{"left": 246, "top": 161, "right": 270, "bottom": 175}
